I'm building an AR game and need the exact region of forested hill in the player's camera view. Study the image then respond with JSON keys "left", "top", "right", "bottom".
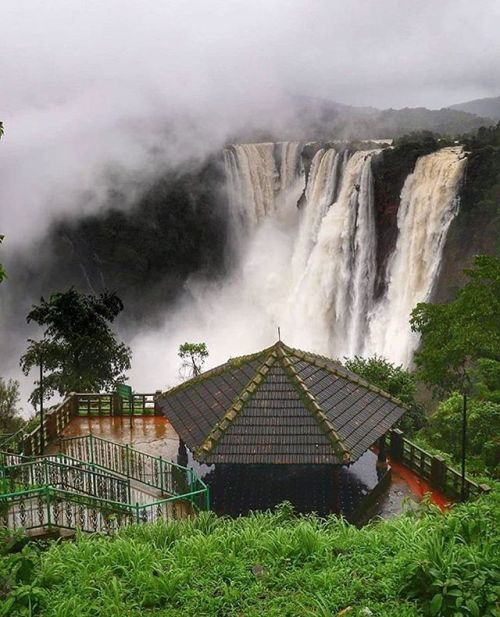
{"left": 449, "top": 95, "right": 500, "bottom": 121}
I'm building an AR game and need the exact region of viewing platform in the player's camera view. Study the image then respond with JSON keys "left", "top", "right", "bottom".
{"left": 0, "top": 343, "right": 489, "bottom": 536}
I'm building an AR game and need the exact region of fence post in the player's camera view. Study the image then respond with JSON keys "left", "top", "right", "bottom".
{"left": 390, "top": 429, "right": 404, "bottom": 462}
{"left": 87, "top": 433, "right": 93, "bottom": 465}
{"left": 154, "top": 391, "right": 162, "bottom": 416}
{"left": 159, "top": 456, "right": 164, "bottom": 494}
{"left": 430, "top": 455, "right": 447, "bottom": 492}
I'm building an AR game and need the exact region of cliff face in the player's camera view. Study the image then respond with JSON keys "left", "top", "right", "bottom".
{"left": 434, "top": 132, "right": 500, "bottom": 302}
{"left": 13, "top": 154, "right": 230, "bottom": 324}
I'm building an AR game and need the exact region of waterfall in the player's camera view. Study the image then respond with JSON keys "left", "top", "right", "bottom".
{"left": 221, "top": 142, "right": 465, "bottom": 367}
{"left": 287, "top": 149, "right": 379, "bottom": 356}
{"left": 364, "top": 146, "right": 466, "bottom": 366}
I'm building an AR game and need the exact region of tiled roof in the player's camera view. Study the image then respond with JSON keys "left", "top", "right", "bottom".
{"left": 158, "top": 341, "right": 406, "bottom": 465}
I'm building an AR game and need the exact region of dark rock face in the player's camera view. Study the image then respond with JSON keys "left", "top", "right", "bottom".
{"left": 434, "top": 143, "right": 500, "bottom": 302}
{"left": 13, "top": 154, "right": 230, "bottom": 324}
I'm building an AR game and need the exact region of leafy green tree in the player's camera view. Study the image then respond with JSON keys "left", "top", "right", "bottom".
{"left": 20, "top": 288, "right": 132, "bottom": 405}
{"left": 424, "top": 393, "right": 499, "bottom": 474}
{"left": 410, "top": 255, "right": 500, "bottom": 395}
{"left": 0, "top": 378, "right": 23, "bottom": 432}
{"left": 410, "top": 256, "right": 500, "bottom": 489}
{"left": 178, "top": 342, "right": 208, "bottom": 379}
{"left": 344, "top": 355, "right": 423, "bottom": 432}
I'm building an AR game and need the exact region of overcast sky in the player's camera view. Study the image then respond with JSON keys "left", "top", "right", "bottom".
{"left": 1, "top": 0, "right": 499, "bottom": 409}
{"left": 1, "top": 0, "right": 499, "bottom": 246}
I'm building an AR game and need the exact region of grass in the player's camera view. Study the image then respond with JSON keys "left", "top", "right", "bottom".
{"left": 0, "top": 491, "right": 499, "bottom": 617}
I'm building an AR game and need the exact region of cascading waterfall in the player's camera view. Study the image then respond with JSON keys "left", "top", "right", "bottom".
{"left": 364, "top": 146, "right": 466, "bottom": 366}
{"left": 287, "top": 149, "right": 379, "bottom": 356}
{"left": 222, "top": 141, "right": 466, "bottom": 367}
{"left": 223, "top": 142, "right": 304, "bottom": 235}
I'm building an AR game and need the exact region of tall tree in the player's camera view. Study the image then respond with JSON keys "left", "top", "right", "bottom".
{"left": 178, "top": 342, "right": 208, "bottom": 379}
{"left": 0, "top": 378, "right": 22, "bottom": 432}
{"left": 20, "top": 288, "right": 132, "bottom": 405}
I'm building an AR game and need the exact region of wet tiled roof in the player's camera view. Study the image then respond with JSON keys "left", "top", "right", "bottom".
{"left": 158, "top": 342, "right": 406, "bottom": 465}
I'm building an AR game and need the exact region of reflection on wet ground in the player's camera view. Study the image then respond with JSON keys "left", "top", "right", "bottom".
{"left": 60, "top": 416, "right": 179, "bottom": 461}
{"left": 60, "top": 417, "right": 448, "bottom": 520}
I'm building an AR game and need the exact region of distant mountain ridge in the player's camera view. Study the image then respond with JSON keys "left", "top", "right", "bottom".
{"left": 244, "top": 95, "right": 496, "bottom": 142}
{"left": 449, "top": 95, "right": 500, "bottom": 121}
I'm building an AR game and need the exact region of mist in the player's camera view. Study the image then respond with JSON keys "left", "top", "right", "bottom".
{"left": 1, "top": 0, "right": 499, "bottom": 410}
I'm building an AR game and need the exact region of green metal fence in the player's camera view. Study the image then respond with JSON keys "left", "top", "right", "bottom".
{"left": 58, "top": 434, "right": 208, "bottom": 505}
{"left": 0, "top": 435, "right": 210, "bottom": 534}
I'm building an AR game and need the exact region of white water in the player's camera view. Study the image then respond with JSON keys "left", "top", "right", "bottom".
{"left": 364, "top": 146, "right": 466, "bottom": 366}
{"left": 130, "top": 141, "right": 466, "bottom": 392}
{"left": 285, "top": 149, "right": 379, "bottom": 356}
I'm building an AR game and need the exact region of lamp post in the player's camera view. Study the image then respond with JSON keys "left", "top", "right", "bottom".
{"left": 460, "top": 393, "right": 467, "bottom": 502}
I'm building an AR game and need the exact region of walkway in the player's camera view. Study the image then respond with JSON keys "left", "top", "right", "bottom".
{"left": 59, "top": 416, "right": 451, "bottom": 520}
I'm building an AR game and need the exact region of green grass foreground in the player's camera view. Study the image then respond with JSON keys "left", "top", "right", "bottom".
{"left": 1, "top": 494, "right": 499, "bottom": 617}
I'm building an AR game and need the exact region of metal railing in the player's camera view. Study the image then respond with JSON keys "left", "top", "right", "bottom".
{"left": 1, "top": 430, "right": 209, "bottom": 535}
{"left": 2, "top": 392, "right": 162, "bottom": 458}
{"left": 58, "top": 434, "right": 209, "bottom": 511}
{"left": 75, "top": 392, "right": 159, "bottom": 416}
{"left": 389, "top": 429, "right": 489, "bottom": 500}
{"left": 0, "top": 486, "right": 193, "bottom": 534}
{"left": 2, "top": 456, "right": 130, "bottom": 504}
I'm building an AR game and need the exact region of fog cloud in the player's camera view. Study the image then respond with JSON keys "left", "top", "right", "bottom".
{"left": 1, "top": 0, "right": 499, "bottom": 408}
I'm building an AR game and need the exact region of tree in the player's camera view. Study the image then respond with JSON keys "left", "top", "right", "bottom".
{"left": 410, "top": 255, "right": 500, "bottom": 395}
{"left": 20, "top": 288, "right": 132, "bottom": 405}
{"left": 178, "top": 342, "right": 208, "bottom": 379}
{"left": 410, "top": 255, "right": 500, "bottom": 496}
{"left": 0, "top": 378, "right": 23, "bottom": 432}
{"left": 424, "top": 393, "right": 499, "bottom": 473}
{"left": 344, "top": 355, "right": 423, "bottom": 432}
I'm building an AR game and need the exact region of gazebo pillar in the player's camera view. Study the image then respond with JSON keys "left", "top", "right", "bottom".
{"left": 177, "top": 438, "right": 188, "bottom": 467}
{"left": 376, "top": 434, "right": 388, "bottom": 469}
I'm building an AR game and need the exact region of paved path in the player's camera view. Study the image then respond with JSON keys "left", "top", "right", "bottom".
{"left": 60, "top": 417, "right": 451, "bottom": 519}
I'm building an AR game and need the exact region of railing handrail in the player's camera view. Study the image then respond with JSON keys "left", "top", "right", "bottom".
{"left": 390, "top": 429, "right": 487, "bottom": 498}
{"left": 59, "top": 433, "right": 208, "bottom": 485}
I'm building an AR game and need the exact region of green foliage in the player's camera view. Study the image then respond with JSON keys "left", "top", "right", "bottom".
{"left": 0, "top": 493, "right": 498, "bottom": 616}
{"left": 20, "top": 288, "right": 132, "bottom": 406}
{"left": 411, "top": 255, "right": 500, "bottom": 395}
{"left": 178, "top": 342, "right": 208, "bottom": 379}
{"left": 423, "top": 393, "right": 500, "bottom": 475}
{"left": 344, "top": 355, "right": 423, "bottom": 432}
{"left": 0, "top": 378, "right": 23, "bottom": 432}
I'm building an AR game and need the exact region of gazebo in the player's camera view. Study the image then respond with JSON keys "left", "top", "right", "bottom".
{"left": 159, "top": 341, "right": 406, "bottom": 520}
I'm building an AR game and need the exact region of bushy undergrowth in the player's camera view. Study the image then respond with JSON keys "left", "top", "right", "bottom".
{"left": 1, "top": 495, "right": 499, "bottom": 617}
